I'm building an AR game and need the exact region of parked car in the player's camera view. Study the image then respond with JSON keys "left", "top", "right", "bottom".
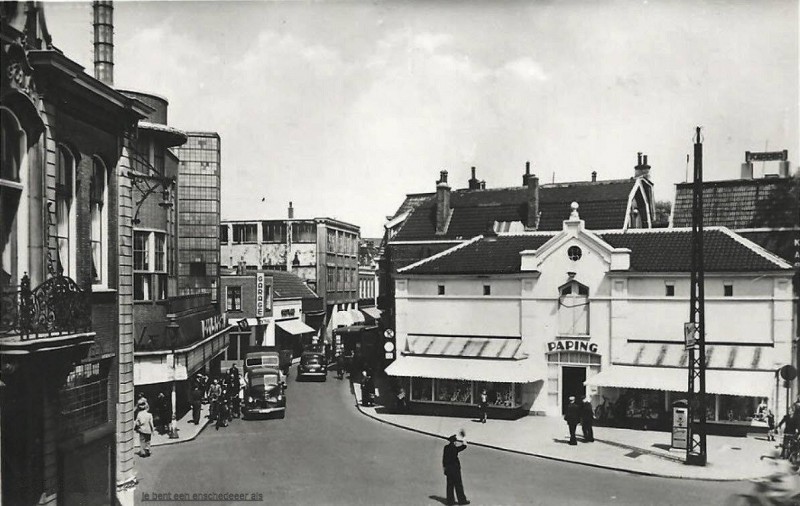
{"left": 242, "top": 366, "right": 286, "bottom": 419}
{"left": 297, "top": 352, "right": 327, "bottom": 381}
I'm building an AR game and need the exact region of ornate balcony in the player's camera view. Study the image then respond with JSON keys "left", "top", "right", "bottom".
{"left": 0, "top": 273, "right": 92, "bottom": 341}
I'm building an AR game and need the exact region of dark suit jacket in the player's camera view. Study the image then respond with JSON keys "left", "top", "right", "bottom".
{"left": 564, "top": 402, "right": 582, "bottom": 424}
{"left": 443, "top": 442, "right": 466, "bottom": 474}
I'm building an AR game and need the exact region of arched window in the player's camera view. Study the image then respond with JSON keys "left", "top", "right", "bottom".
{"left": 56, "top": 144, "right": 77, "bottom": 277}
{"left": 1, "top": 107, "right": 27, "bottom": 290}
{"left": 558, "top": 280, "right": 589, "bottom": 336}
{"left": 91, "top": 156, "right": 109, "bottom": 285}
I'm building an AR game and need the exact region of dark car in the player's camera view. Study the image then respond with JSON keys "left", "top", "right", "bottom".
{"left": 297, "top": 352, "right": 327, "bottom": 381}
{"left": 242, "top": 367, "right": 286, "bottom": 419}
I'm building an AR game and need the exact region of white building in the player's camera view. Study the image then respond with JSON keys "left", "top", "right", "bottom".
{"left": 389, "top": 204, "right": 794, "bottom": 428}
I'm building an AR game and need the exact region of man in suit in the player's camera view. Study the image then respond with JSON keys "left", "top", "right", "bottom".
{"left": 135, "top": 399, "right": 155, "bottom": 457}
{"left": 564, "top": 395, "right": 582, "bottom": 445}
{"left": 581, "top": 397, "right": 595, "bottom": 442}
{"left": 442, "top": 433, "right": 470, "bottom": 505}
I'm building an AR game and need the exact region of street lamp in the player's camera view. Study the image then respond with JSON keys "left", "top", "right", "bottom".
{"left": 166, "top": 319, "right": 181, "bottom": 439}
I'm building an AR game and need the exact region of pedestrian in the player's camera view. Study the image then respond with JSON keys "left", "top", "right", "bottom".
{"left": 135, "top": 398, "right": 155, "bottom": 457}
{"left": 478, "top": 388, "right": 488, "bottom": 424}
{"left": 135, "top": 392, "right": 149, "bottom": 418}
{"left": 361, "top": 370, "right": 374, "bottom": 407}
{"left": 777, "top": 407, "right": 799, "bottom": 458}
{"left": 767, "top": 409, "right": 776, "bottom": 442}
{"left": 216, "top": 387, "right": 230, "bottom": 430}
{"left": 564, "top": 395, "right": 582, "bottom": 446}
{"left": 581, "top": 397, "right": 595, "bottom": 442}
{"left": 442, "top": 431, "right": 470, "bottom": 506}
{"left": 757, "top": 398, "right": 769, "bottom": 420}
{"left": 396, "top": 386, "right": 408, "bottom": 413}
{"left": 190, "top": 383, "right": 203, "bottom": 425}
{"left": 155, "top": 392, "right": 169, "bottom": 434}
{"left": 209, "top": 379, "right": 222, "bottom": 420}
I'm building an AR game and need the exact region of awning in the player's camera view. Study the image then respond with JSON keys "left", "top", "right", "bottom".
{"left": 276, "top": 319, "right": 315, "bottom": 336}
{"left": 361, "top": 307, "right": 382, "bottom": 320}
{"left": 349, "top": 309, "right": 365, "bottom": 325}
{"left": 330, "top": 310, "right": 355, "bottom": 328}
{"left": 406, "top": 335, "right": 526, "bottom": 359}
{"left": 584, "top": 365, "right": 775, "bottom": 397}
{"left": 386, "top": 356, "right": 543, "bottom": 383}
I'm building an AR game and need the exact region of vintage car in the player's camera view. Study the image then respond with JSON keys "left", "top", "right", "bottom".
{"left": 242, "top": 366, "right": 286, "bottom": 419}
{"left": 296, "top": 351, "right": 327, "bottom": 381}
{"left": 244, "top": 349, "right": 287, "bottom": 385}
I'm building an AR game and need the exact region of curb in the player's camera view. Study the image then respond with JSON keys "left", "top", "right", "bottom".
{"left": 151, "top": 418, "right": 211, "bottom": 447}
{"left": 349, "top": 386, "right": 759, "bottom": 483}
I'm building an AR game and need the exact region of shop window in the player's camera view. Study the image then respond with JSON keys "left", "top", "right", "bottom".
{"left": 411, "top": 377, "right": 433, "bottom": 401}
{"left": 438, "top": 284, "right": 445, "bottom": 295}
{"left": 435, "top": 379, "right": 472, "bottom": 404}
{"left": 226, "top": 286, "right": 242, "bottom": 312}
{"left": 90, "top": 157, "right": 109, "bottom": 285}
{"left": 56, "top": 144, "right": 77, "bottom": 277}
{"left": 1, "top": 108, "right": 25, "bottom": 291}
{"left": 718, "top": 395, "right": 755, "bottom": 422}
{"left": 473, "top": 382, "right": 518, "bottom": 408}
{"left": 483, "top": 285, "right": 491, "bottom": 296}
{"left": 724, "top": 284, "right": 733, "bottom": 297}
{"left": 665, "top": 283, "right": 675, "bottom": 297}
{"left": 558, "top": 280, "right": 589, "bottom": 335}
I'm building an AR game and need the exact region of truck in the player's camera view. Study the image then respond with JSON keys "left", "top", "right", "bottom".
{"left": 244, "top": 347, "right": 291, "bottom": 384}
{"left": 242, "top": 365, "right": 286, "bottom": 419}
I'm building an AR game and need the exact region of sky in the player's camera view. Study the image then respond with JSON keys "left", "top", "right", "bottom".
{"left": 44, "top": 0, "right": 799, "bottom": 237}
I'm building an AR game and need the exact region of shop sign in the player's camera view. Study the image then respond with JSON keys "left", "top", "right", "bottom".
{"left": 546, "top": 340, "right": 598, "bottom": 354}
{"left": 256, "top": 273, "right": 266, "bottom": 317}
{"left": 201, "top": 314, "right": 226, "bottom": 339}
{"left": 281, "top": 308, "right": 296, "bottom": 317}
{"left": 684, "top": 322, "right": 698, "bottom": 349}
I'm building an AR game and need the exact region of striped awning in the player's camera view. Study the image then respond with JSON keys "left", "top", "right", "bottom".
{"left": 405, "top": 335, "right": 527, "bottom": 359}
{"left": 386, "top": 356, "right": 542, "bottom": 383}
{"left": 613, "top": 343, "right": 776, "bottom": 371}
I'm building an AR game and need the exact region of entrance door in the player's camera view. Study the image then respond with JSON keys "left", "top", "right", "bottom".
{"left": 561, "top": 366, "right": 587, "bottom": 414}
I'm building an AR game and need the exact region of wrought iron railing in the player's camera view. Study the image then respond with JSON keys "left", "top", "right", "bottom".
{"left": 0, "top": 273, "right": 92, "bottom": 340}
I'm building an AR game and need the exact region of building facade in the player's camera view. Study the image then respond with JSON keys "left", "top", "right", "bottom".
{"left": 390, "top": 205, "right": 794, "bottom": 429}
{"left": 172, "top": 132, "right": 221, "bottom": 303}
{"left": 1, "top": 3, "right": 148, "bottom": 504}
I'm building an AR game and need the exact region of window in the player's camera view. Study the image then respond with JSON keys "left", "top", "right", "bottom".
{"left": 154, "top": 234, "right": 166, "bottom": 271}
{"left": 133, "top": 231, "right": 168, "bottom": 301}
{"left": 133, "top": 232, "right": 149, "bottom": 270}
{"left": 483, "top": 285, "right": 491, "bottom": 296}
{"left": 1, "top": 108, "right": 25, "bottom": 290}
{"left": 219, "top": 225, "right": 229, "bottom": 244}
{"left": 56, "top": 145, "right": 76, "bottom": 276}
{"left": 724, "top": 284, "right": 733, "bottom": 297}
{"left": 262, "top": 222, "right": 286, "bottom": 243}
{"left": 438, "top": 284, "right": 445, "bottom": 295}
{"left": 233, "top": 224, "right": 257, "bottom": 244}
{"left": 60, "top": 361, "right": 108, "bottom": 433}
{"left": 90, "top": 157, "right": 108, "bottom": 285}
{"left": 665, "top": 284, "right": 675, "bottom": 297}
{"left": 567, "top": 245, "right": 582, "bottom": 261}
{"left": 292, "top": 222, "right": 316, "bottom": 243}
{"left": 226, "top": 286, "right": 242, "bottom": 312}
{"left": 558, "top": 280, "right": 589, "bottom": 335}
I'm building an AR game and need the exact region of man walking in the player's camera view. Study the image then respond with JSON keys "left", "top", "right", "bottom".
{"left": 135, "top": 398, "right": 155, "bottom": 457}
{"left": 442, "top": 432, "right": 470, "bottom": 505}
{"left": 581, "top": 397, "right": 595, "bottom": 442}
{"left": 564, "top": 396, "right": 582, "bottom": 446}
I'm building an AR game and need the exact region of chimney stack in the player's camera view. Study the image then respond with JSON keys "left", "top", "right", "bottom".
{"left": 634, "top": 152, "right": 651, "bottom": 179}
{"left": 523, "top": 164, "right": 540, "bottom": 230}
{"left": 468, "top": 166, "right": 481, "bottom": 190}
{"left": 92, "top": 1, "right": 114, "bottom": 86}
{"left": 436, "top": 170, "right": 451, "bottom": 234}
{"left": 288, "top": 201, "right": 294, "bottom": 219}
{"left": 591, "top": 171, "right": 597, "bottom": 182}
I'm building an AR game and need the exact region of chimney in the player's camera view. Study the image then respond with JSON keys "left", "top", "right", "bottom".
{"left": 591, "top": 171, "right": 597, "bottom": 182}
{"left": 479, "top": 180, "right": 486, "bottom": 190}
{"left": 468, "top": 166, "right": 480, "bottom": 190}
{"left": 288, "top": 201, "right": 294, "bottom": 219}
{"left": 92, "top": 1, "right": 114, "bottom": 86}
{"left": 634, "top": 152, "right": 651, "bottom": 179}
{"left": 435, "top": 170, "right": 451, "bottom": 234}
{"left": 522, "top": 161, "right": 531, "bottom": 185}
{"left": 524, "top": 166, "right": 540, "bottom": 230}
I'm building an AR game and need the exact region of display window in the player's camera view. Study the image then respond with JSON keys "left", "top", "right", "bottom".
{"left": 411, "top": 377, "right": 433, "bottom": 401}
{"left": 473, "top": 382, "right": 519, "bottom": 408}
{"left": 718, "top": 395, "right": 757, "bottom": 422}
{"left": 436, "top": 379, "right": 472, "bottom": 404}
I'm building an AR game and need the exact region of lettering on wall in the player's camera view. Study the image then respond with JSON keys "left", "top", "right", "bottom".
{"left": 201, "top": 314, "right": 225, "bottom": 339}
{"left": 546, "top": 340, "right": 599, "bottom": 354}
{"left": 281, "top": 308, "right": 296, "bottom": 317}
{"left": 256, "top": 273, "right": 265, "bottom": 317}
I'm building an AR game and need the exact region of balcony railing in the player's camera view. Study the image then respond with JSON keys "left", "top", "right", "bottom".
{"left": 0, "top": 274, "right": 92, "bottom": 340}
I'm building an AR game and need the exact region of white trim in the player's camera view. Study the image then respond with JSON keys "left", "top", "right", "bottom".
{"left": 716, "top": 227, "right": 793, "bottom": 269}
{"left": 732, "top": 227, "right": 800, "bottom": 233}
{"left": 384, "top": 211, "right": 410, "bottom": 230}
{"left": 397, "top": 235, "right": 484, "bottom": 273}
{"left": 388, "top": 239, "right": 465, "bottom": 245}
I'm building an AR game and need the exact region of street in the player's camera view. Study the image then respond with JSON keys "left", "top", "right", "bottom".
{"left": 135, "top": 366, "right": 750, "bottom": 506}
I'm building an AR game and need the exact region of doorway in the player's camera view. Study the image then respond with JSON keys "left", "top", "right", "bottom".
{"left": 561, "top": 366, "right": 586, "bottom": 414}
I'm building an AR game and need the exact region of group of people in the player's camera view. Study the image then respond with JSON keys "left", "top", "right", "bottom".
{"left": 204, "top": 365, "right": 246, "bottom": 430}
{"left": 564, "top": 395, "right": 595, "bottom": 445}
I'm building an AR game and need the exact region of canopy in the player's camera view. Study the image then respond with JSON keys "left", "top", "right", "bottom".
{"left": 386, "top": 356, "right": 543, "bottom": 383}
{"left": 275, "top": 319, "right": 315, "bottom": 336}
{"left": 584, "top": 365, "right": 775, "bottom": 397}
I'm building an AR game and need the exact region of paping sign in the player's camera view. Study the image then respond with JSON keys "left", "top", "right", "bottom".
{"left": 547, "top": 340, "right": 599, "bottom": 354}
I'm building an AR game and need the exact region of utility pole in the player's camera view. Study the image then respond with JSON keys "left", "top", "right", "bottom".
{"left": 687, "top": 126, "right": 707, "bottom": 465}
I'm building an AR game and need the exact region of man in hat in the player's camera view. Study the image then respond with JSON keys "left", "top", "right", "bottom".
{"left": 442, "top": 431, "right": 469, "bottom": 505}
{"left": 581, "top": 397, "right": 595, "bottom": 443}
{"left": 135, "top": 398, "right": 155, "bottom": 457}
{"left": 564, "top": 395, "right": 582, "bottom": 446}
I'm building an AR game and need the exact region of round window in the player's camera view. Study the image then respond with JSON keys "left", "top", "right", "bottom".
{"left": 567, "top": 246, "right": 582, "bottom": 261}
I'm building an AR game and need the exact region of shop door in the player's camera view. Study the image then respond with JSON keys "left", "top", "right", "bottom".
{"left": 561, "top": 366, "right": 586, "bottom": 415}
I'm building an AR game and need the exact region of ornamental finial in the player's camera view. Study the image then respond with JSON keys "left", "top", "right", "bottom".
{"left": 570, "top": 202, "right": 580, "bottom": 220}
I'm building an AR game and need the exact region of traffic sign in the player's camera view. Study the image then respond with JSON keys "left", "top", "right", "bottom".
{"left": 684, "top": 322, "right": 697, "bottom": 349}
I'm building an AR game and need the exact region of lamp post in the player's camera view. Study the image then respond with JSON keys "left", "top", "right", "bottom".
{"left": 166, "top": 319, "right": 180, "bottom": 439}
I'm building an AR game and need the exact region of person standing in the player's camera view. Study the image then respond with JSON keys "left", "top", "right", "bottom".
{"left": 564, "top": 396, "right": 582, "bottom": 446}
{"left": 442, "top": 432, "right": 470, "bottom": 506}
{"left": 767, "top": 409, "right": 776, "bottom": 442}
{"left": 135, "top": 399, "right": 155, "bottom": 457}
{"left": 209, "top": 379, "right": 222, "bottom": 420}
{"left": 581, "top": 397, "right": 595, "bottom": 442}
{"left": 190, "top": 383, "right": 203, "bottom": 425}
{"left": 478, "top": 389, "right": 488, "bottom": 424}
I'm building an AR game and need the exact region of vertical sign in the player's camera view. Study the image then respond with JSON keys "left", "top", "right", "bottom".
{"left": 256, "top": 273, "right": 265, "bottom": 317}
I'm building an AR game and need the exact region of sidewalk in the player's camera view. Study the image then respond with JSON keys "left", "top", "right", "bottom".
{"left": 135, "top": 403, "right": 211, "bottom": 449}
{"left": 352, "top": 377, "right": 778, "bottom": 481}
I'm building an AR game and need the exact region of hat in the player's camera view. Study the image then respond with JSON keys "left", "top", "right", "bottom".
{"left": 137, "top": 398, "right": 148, "bottom": 408}
{"left": 448, "top": 434, "right": 458, "bottom": 442}
{"left": 568, "top": 396, "right": 576, "bottom": 401}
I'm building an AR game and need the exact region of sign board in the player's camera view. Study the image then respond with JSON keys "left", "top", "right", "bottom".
{"left": 201, "top": 314, "right": 226, "bottom": 339}
{"left": 546, "top": 340, "right": 598, "bottom": 354}
{"left": 672, "top": 405, "right": 689, "bottom": 450}
{"left": 745, "top": 150, "right": 788, "bottom": 162}
{"left": 281, "top": 308, "right": 296, "bottom": 318}
{"left": 684, "top": 322, "right": 697, "bottom": 349}
{"left": 256, "top": 273, "right": 265, "bottom": 317}
{"left": 384, "top": 329, "right": 395, "bottom": 339}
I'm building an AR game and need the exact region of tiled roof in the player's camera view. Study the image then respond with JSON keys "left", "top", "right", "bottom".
{"left": 738, "top": 230, "right": 797, "bottom": 264}
{"left": 261, "top": 270, "right": 320, "bottom": 300}
{"left": 400, "top": 228, "right": 790, "bottom": 275}
{"left": 672, "top": 177, "right": 800, "bottom": 229}
{"left": 391, "top": 180, "right": 637, "bottom": 241}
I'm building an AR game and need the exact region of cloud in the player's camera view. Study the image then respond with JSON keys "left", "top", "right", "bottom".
{"left": 501, "top": 57, "right": 548, "bottom": 82}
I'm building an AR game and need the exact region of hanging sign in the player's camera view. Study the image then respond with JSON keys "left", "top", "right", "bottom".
{"left": 684, "top": 322, "right": 698, "bottom": 349}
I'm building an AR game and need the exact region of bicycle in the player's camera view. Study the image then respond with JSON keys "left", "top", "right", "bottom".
{"left": 725, "top": 455, "right": 800, "bottom": 506}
